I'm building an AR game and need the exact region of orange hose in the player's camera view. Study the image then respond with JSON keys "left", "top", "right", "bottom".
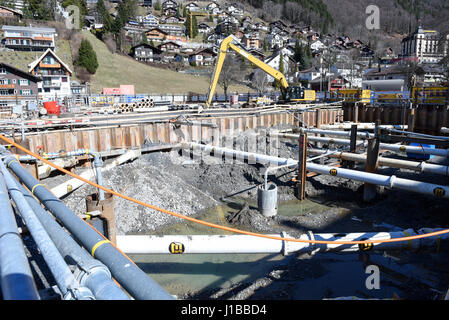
{"left": 1, "top": 133, "right": 449, "bottom": 246}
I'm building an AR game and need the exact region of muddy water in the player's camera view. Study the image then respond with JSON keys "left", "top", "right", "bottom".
{"left": 129, "top": 200, "right": 448, "bottom": 300}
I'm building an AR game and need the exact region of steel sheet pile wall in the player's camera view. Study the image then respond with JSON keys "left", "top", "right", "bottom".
{"left": 24, "top": 110, "right": 343, "bottom": 154}
{"left": 343, "top": 104, "right": 449, "bottom": 135}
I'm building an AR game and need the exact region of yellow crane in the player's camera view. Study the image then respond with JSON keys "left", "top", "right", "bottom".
{"left": 205, "top": 35, "right": 316, "bottom": 108}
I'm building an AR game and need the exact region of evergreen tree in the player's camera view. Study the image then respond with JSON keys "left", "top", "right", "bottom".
{"left": 279, "top": 52, "right": 285, "bottom": 75}
{"left": 77, "top": 39, "right": 99, "bottom": 74}
{"left": 112, "top": 15, "right": 123, "bottom": 35}
{"left": 154, "top": 0, "right": 161, "bottom": 11}
{"left": 97, "top": 0, "right": 113, "bottom": 32}
{"left": 142, "top": 32, "right": 148, "bottom": 44}
{"left": 23, "top": 0, "right": 53, "bottom": 20}
{"left": 184, "top": 13, "right": 198, "bottom": 39}
{"left": 274, "top": 52, "right": 285, "bottom": 89}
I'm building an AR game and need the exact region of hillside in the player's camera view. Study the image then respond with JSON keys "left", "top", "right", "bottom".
{"left": 241, "top": 0, "right": 449, "bottom": 51}
{"left": 82, "top": 30, "right": 251, "bottom": 94}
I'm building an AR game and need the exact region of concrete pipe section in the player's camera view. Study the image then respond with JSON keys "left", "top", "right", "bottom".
{"left": 257, "top": 183, "right": 278, "bottom": 217}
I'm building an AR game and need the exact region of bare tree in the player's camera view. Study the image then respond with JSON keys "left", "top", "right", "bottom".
{"left": 261, "top": 1, "right": 283, "bottom": 22}
{"left": 252, "top": 69, "right": 269, "bottom": 95}
{"left": 218, "top": 54, "right": 243, "bottom": 101}
{"left": 103, "top": 34, "right": 117, "bottom": 53}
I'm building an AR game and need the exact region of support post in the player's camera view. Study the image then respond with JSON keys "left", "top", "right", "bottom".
{"left": 353, "top": 103, "right": 359, "bottom": 123}
{"left": 408, "top": 108, "right": 415, "bottom": 133}
{"left": 86, "top": 193, "right": 116, "bottom": 245}
{"left": 294, "top": 132, "right": 307, "bottom": 201}
{"left": 316, "top": 108, "right": 322, "bottom": 129}
{"left": 344, "top": 124, "right": 358, "bottom": 169}
{"left": 363, "top": 137, "right": 380, "bottom": 202}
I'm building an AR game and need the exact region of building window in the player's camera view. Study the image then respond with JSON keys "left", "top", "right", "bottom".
{"left": 0, "top": 68, "right": 6, "bottom": 74}
{"left": 21, "top": 89, "right": 32, "bottom": 96}
{"left": 19, "top": 79, "right": 29, "bottom": 86}
{"left": 61, "top": 77, "right": 67, "bottom": 83}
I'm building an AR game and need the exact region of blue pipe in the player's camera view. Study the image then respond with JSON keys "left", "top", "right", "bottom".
{"left": 13, "top": 175, "right": 130, "bottom": 300}
{"left": 0, "top": 171, "right": 40, "bottom": 300}
{"left": 0, "top": 161, "right": 95, "bottom": 300}
{"left": 3, "top": 155, "right": 173, "bottom": 300}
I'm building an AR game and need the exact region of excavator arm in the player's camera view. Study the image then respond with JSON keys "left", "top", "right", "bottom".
{"left": 206, "top": 35, "right": 289, "bottom": 108}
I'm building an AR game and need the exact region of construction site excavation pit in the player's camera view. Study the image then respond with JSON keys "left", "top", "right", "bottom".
{"left": 46, "top": 128, "right": 449, "bottom": 300}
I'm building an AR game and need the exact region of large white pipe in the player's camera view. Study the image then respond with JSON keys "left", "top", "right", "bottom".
{"left": 320, "top": 123, "right": 408, "bottom": 130}
{"left": 50, "top": 149, "right": 141, "bottom": 198}
{"left": 185, "top": 143, "right": 449, "bottom": 199}
{"left": 117, "top": 228, "right": 448, "bottom": 255}
{"left": 301, "top": 128, "right": 374, "bottom": 139}
{"left": 272, "top": 132, "right": 449, "bottom": 158}
{"left": 308, "top": 149, "right": 449, "bottom": 176}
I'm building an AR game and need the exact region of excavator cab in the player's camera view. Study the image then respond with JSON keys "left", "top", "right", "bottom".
{"left": 284, "top": 86, "right": 305, "bottom": 101}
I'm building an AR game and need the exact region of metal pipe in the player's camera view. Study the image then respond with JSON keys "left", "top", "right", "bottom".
{"left": 3, "top": 155, "right": 174, "bottom": 300}
{"left": 117, "top": 228, "right": 448, "bottom": 255}
{"left": 50, "top": 149, "right": 141, "bottom": 198}
{"left": 320, "top": 123, "right": 408, "bottom": 130}
{"left": 385, "top": 127, "right": 449, "bottom": 141}
{"left": 0, "top": 171, "right": 40, "bottom": 300}
{"left": 264, "top": 164, "right": 295, "bottom": 190}
{"left": 184, "top": 143, "right": 449, "bottom": 199}
{"left": 273, "top": 132, "right": 449, "bottom": 158}
{"left": 92, "top": 153, "right": 105, "bottom": 201}
{"left": 17, "top": 148, "right": 106, "bottom": 200}
{"left": 299, "top": 128, "right": 374, "bottom": 139}
{"left": 308, "top": 149, "right": 449, "bottom": 176}
{"left": 15, "top": 180, "right": 130, "bottom": 300}
{"left": 0, "top": 161, "right": 93, "bottom": 300}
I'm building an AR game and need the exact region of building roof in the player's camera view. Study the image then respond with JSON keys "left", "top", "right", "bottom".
{"left": 0, "top": 62, "right": 42, "bottom": 82}
{"left": 158, "top": 40, "right": 182, "bottom": 47}
{"left": 0, "top": 5, "right": 23, "bottom": 16}
{"left": 28, "top": 49, "right": 73, "bottom": 75}
{"left": 131, "top": 43, "right": 163, "bottom": 54}
{"left": 188, "top": 47, "right": 216, "bottom": 56}
{"left": 2, "top": 25, "right": 56, "bottom": 33}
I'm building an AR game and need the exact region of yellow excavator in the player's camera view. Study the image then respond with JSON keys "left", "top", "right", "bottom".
{"left": 205, "top": 35, "right": 316, "bottom": 108}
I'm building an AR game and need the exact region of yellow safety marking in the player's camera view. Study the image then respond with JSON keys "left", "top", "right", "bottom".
{"left": 358, "top": 238, "right": 373, "bottom": 251}
{"left": 91, "top": 239, "right": 111, "bottom": 257}
{"left": 403, "top": 231, "right": 412, "bottom": 250}
{"left": 67, "top": 184, "right": 73, "bottom": 193}
{"left": 169, "top": 242, "right": 185, "bottom": 254}
{"left": 85, "top": 213, "right": 92, "bottom": 221}
{"left": 31, "top": 184, "right": 45, "bottom": 195}
{"left": 329, "top": 168, "right": 338, "bottom": 176}
{"left": 433, "top": 187, "right": 445, "bottom": 198}
{"left": 7, "top": 159, "right": 18, "bottom": 168}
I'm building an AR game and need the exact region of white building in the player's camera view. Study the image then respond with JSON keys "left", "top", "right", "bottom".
{"left": 28, "top": 49, "right": 72, "bottom": 101}
{"left": 264, "top": 48, "right": 296, "bottom": 82}
{"left": 401, "top": 25, "right": 449, "bottom": 64}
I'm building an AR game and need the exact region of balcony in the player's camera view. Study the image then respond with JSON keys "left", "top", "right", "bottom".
{"left": 39, "top": 62, "right": 61, "bottom": 69}
{"left": 0, "top": 84, "right": 15, "bottom": 89}
{"left": 42, "top": 82, "right": 60, "bottom": 88}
